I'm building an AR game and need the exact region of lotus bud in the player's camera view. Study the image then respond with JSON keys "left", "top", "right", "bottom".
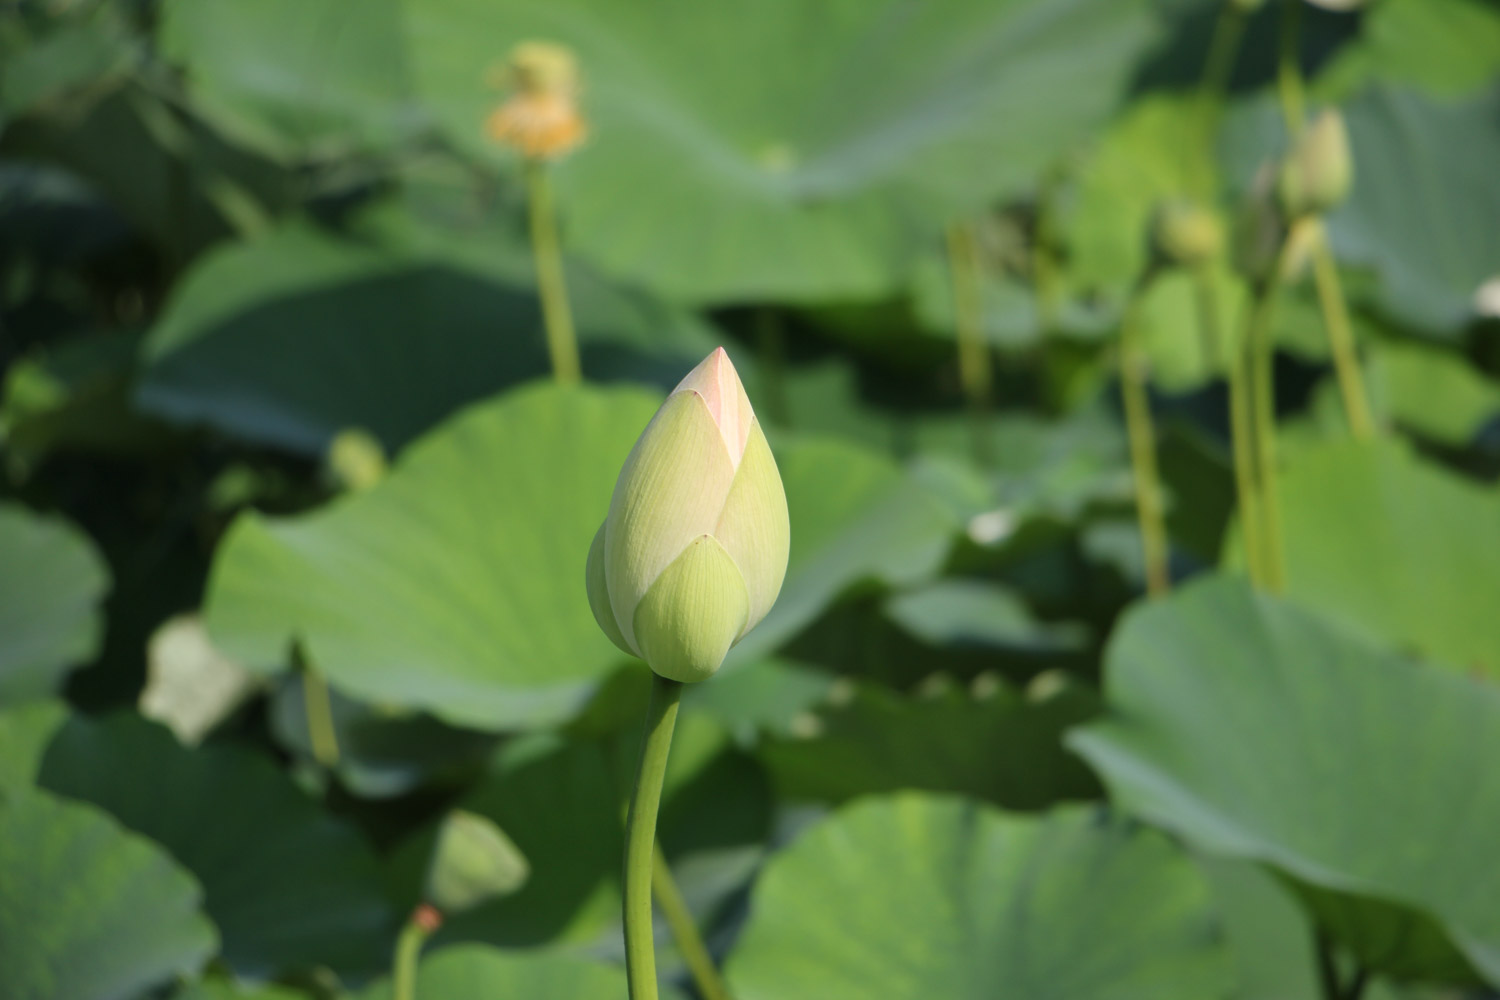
{"left": 586, "top": 348, "right": 790, "bottom": 684}
{"left": 484, "top": 41, "right": 587, "bottom": 161}
{"left": 1278, "top": 109, "right": 1353, "bottom": 219}
{"left": 326, "top": 428, "right": 387, "bottom": 492}
{"left": 1151, "top": 200, "right": 1224, "bottom": 269}
{"left": 424, "top": 810, "right": 530, "bottom": 914}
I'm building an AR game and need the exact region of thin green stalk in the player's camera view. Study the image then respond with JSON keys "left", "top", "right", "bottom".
{"left": 623, "top": 675, "right": 684, "bottom": 1000}
{"left": 1033, "top": 168, "right": 1065, "bottom": 334}
{"left": 947, "top": 221, "right": 994, "bottom": 464}
{"left": 1192, "top": 264, "right": 1262, "bottom": 585}
{"left": 1195, "top": 1, "right": 1249, "bottom": 195}
{"left": 297, "top": 649, "right": 340, "bottom": 768}
{"left": 1119, "top": 278, "right": 1172, "bottom": 597}
{"left": 1277, "top": 0, "right": 1307, "bottom": 137}
{"left": 1306, "top": 219, "right": 1375, "bottom": 440}
{"left": 756, "top": 307, "right": 791, "bottom": 428}
{"left": 392, "top": 907, "right": 439, "bottom": 1000}
{"left": 652, "top": 846, "right": 733, "bottom": 1000}
{"left": 1243, "top": 222, "right": 1303, "bottom": 593}
{"left": 524, "top": 160, "right": 582, "bottom": 383}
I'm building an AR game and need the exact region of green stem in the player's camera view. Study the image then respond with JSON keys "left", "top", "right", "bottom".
{"left": 1193, "top": 264, "right": 1262, "bottom": 585}
{"left": 1306, "top": 219, "right": 1375, "bottom": 440}
{"left": 298, "top": 652, "right": 340, "bottom": 768}
{"left": 652, "top": 846, "right": 733, "bottom": 1000}
{"left": 524, "top": 159, "right": 582, "bottom": 384}
{"left": 1243, "top": 221, "right": 1303, "bottom": 593}
{"left": 1033, "top": 166, "right": 1066, "bottom": 334}
{"left": 623, "top": 675, "right": 683, "bottom": 1000}
{"left": 946, "top": 221, "right": 993, "bottom": 464}
{"left": 392, "top": 910, "right": 437, "bottom": 1000}
{"left": 1119, "top": 277, "right": 1172, "bottom": 597}
{"left": 1277, "top": 0, "right": 1307, "bottom": 136}
{"left": 756, "top": 307, "right": 791, "bottom": 428}
{"left": 1195, "top": 1, "right": 1248, "bottom": 195}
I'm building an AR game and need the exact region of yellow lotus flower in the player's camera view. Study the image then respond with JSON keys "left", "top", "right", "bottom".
{"left": 586, "top": 348, "right": 790, "bottom": 683}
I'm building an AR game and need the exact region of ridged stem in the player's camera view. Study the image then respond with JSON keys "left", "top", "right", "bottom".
{"left": 947, "top": 221, "right": 993, "bottom": 463}
{"left": 1243, "top": 223, "right": 1303, "bottom": 593}
{"left": 1192, "top": 264, "right": 1262, "bottom": 584}
{"left": 652, "top": 846, "right": 733, "bottom": 1000}
{"left": 1307, "top": 219, "right": 1375, "bottom": 440}
{"left": 624, "top": 675, "right": 683, "bottom": 1000}
{"left": 1119, "top": 279, "right": 1172, "bottom": 597}
{"left": 524, "top": 160, "right": 582, "bottom": 383}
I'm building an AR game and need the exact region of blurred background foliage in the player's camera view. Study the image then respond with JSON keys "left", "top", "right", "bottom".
{"left": 1, "top": 0, "right": 1499, "bottom": 998}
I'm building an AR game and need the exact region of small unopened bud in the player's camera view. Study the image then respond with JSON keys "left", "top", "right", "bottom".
{"left": 327, "top": 428, "right": 386, "bottom": 492}
{"left": 484, "top": 41, "right": 587, "bottom": 161}
{"left": 586, "top": 348, "right": 790, "bottom": 683}
{"left": 424, "top": 810, "right": 530, "bottom": 914}
{"left": 1278, "top": 109, "right": 1353, "bottom": 218}
{"left": 1151, "top": 200, "right": 1224, "bottom": 268}
{"left": 1234, "top": 163, "right": 1289, "bottom": 285}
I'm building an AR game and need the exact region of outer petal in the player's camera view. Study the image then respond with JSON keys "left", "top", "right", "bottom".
{"left": 605, "top": 390, "right": 736, "bottom": 649}
{"left": 712, "top": 419, "right": 790, "bottom": 637}
{"left": 585, "top": 521, "right": 636, "bottom": 656}
{"left": 632, "top": 535, "right": 750, "bottom": 683}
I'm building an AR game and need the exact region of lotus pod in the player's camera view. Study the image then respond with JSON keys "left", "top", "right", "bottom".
{"left": 586, "top": 348, "right": 790, "bottom": 683}
{"left": 1278, "top": 109, "right": 1353, "bottom": 219}
{"left": 424, "top": 810, "right": 530, "bottom": 914}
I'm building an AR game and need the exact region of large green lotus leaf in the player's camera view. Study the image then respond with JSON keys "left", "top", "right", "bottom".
{"left": 0, "top": 4, "right": 136, "bottom": 119}
{"left": 725, "top": 794, "right": 1232, "bottom": 1000}
{"left": 1273, "top": 438, "right": 1500, "bottom": 675}
{"left": 358, "top": 943, "right": 676, "bottom": 1000}
{"left": 203, "top": 384, "right": 659, "bottom": 730}
{"left": 1327, "top": 84, "right": 1500, "bottom": 334}
{"left": 1314, "top": 0, "right": 1500, "bottom": 100}
{"left": 0, "top": 789, "right": 217, "bottom": 1000}
{"left": 137, "top": 220, "right": 719, "bottom": 454}
{"left": 0, "top": 503, "right": 109, "bottom": 704}
{"left": 156, "top": 0, "right": 419, "bottom": 162}
{"left": 882, "top": 578, "right": 1088, "bottom": 653}
{"left": 1365, "top": 341, "right": 1500, "bottom": 446}
{"left": 1069, "top": 576, "right": 1500, "bottom": 984}
{"left": 38, "top": 712, "right": 395, "bottom": 979}
{"left": 405, "top": 0, "right": 1159, "bottom": 304}
{"left": 728, "top": 436, "right": 958, "bottom": 663}
{"left": 172, "top": 982, "right": 309, "bottom": 1000}
{"left": 760, "top": 677, "right": 1099, "bottom": 810}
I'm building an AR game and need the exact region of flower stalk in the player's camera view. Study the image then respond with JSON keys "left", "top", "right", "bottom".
{"left": 392, "top": 904, "right": 442, "bottom": 1000}
{"left": 524, "top": 161, "right": 582, "bottom": 383}
{"left": 1118, "top": 277, "right": 1172, "bottom": 597}
{"left": 623, "top": 675, "right": 683, "bottom": 1000}
{"left": 947, "top": 221, "right": 994, "bottom": 463}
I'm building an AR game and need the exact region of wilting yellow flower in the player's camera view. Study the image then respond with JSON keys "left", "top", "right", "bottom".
{"left": 586, "top": 349, "right": 790, "bottom": 683}
{"left": 1278, "top": 108, "right": 1353, "bottom": 219}
{"left": 485, "top": 41, "right": 587, "bottom": 161}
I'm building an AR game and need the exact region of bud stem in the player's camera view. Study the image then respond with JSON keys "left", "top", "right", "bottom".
{"left": 1189, "top": 264, "right": 1263, "bottom": 585}
{"left": 1307, "top": 220, "right": 1376, "bottom": 441}
{"left": 1119, "top": 275, "right": 1172, "bottom": 597}
{"left": 946, "top": 221, "right": 994, "bottom": 464}
{"left": 392, "top": 906, "right": 441, "bottom": 1000}
{"left": 1195, "top": 0, "right": 1249, "bottom": 195}
{"left": 295, "top": 645, "right": 340, "bottom": 769}
{"left": 623, "top": 674, "right": 683, "bottom": 1000}
{"left": 524, "top": 160, "right": 582, "bottom": 384}
{"left": 1276, "top": 0, "right": 1307, "bottom": 139}
{"left": 1241, "top": 222, "right": 1302, "bottom": 593}
{"left": 652, "top": 845, "right": 734, "bottom": 1000}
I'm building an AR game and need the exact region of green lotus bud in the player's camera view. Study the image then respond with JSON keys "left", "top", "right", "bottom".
{"left": 1278, "top": 109, "right": 1353, "bottom": 219}
{"left": 327, "top": 428, "right": 387, "bottom": 492}
{"left": 586, "top": 348, "right": 790, "bottom": 683}
{"left": 1151, "top": 200, "right": 1224, "bottom": 268}
{"left": 424, "top": 810, "right": 529, "bottom": 914}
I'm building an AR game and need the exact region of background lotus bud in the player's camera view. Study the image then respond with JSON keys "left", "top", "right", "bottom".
{"left": 326, "top": 427, "right": 387, "bottom": 492}
{"left": 586, "top": 348, "right": 790, "bottom": 683}
{"left": 1151, "top": 200, "right": 1224, "bottom": 269}
{"left": 424, "top": 810, "right": 530, "bottom": 914}
{"left": 1278, "top": 109, "right": 1353, "bottom": 219}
